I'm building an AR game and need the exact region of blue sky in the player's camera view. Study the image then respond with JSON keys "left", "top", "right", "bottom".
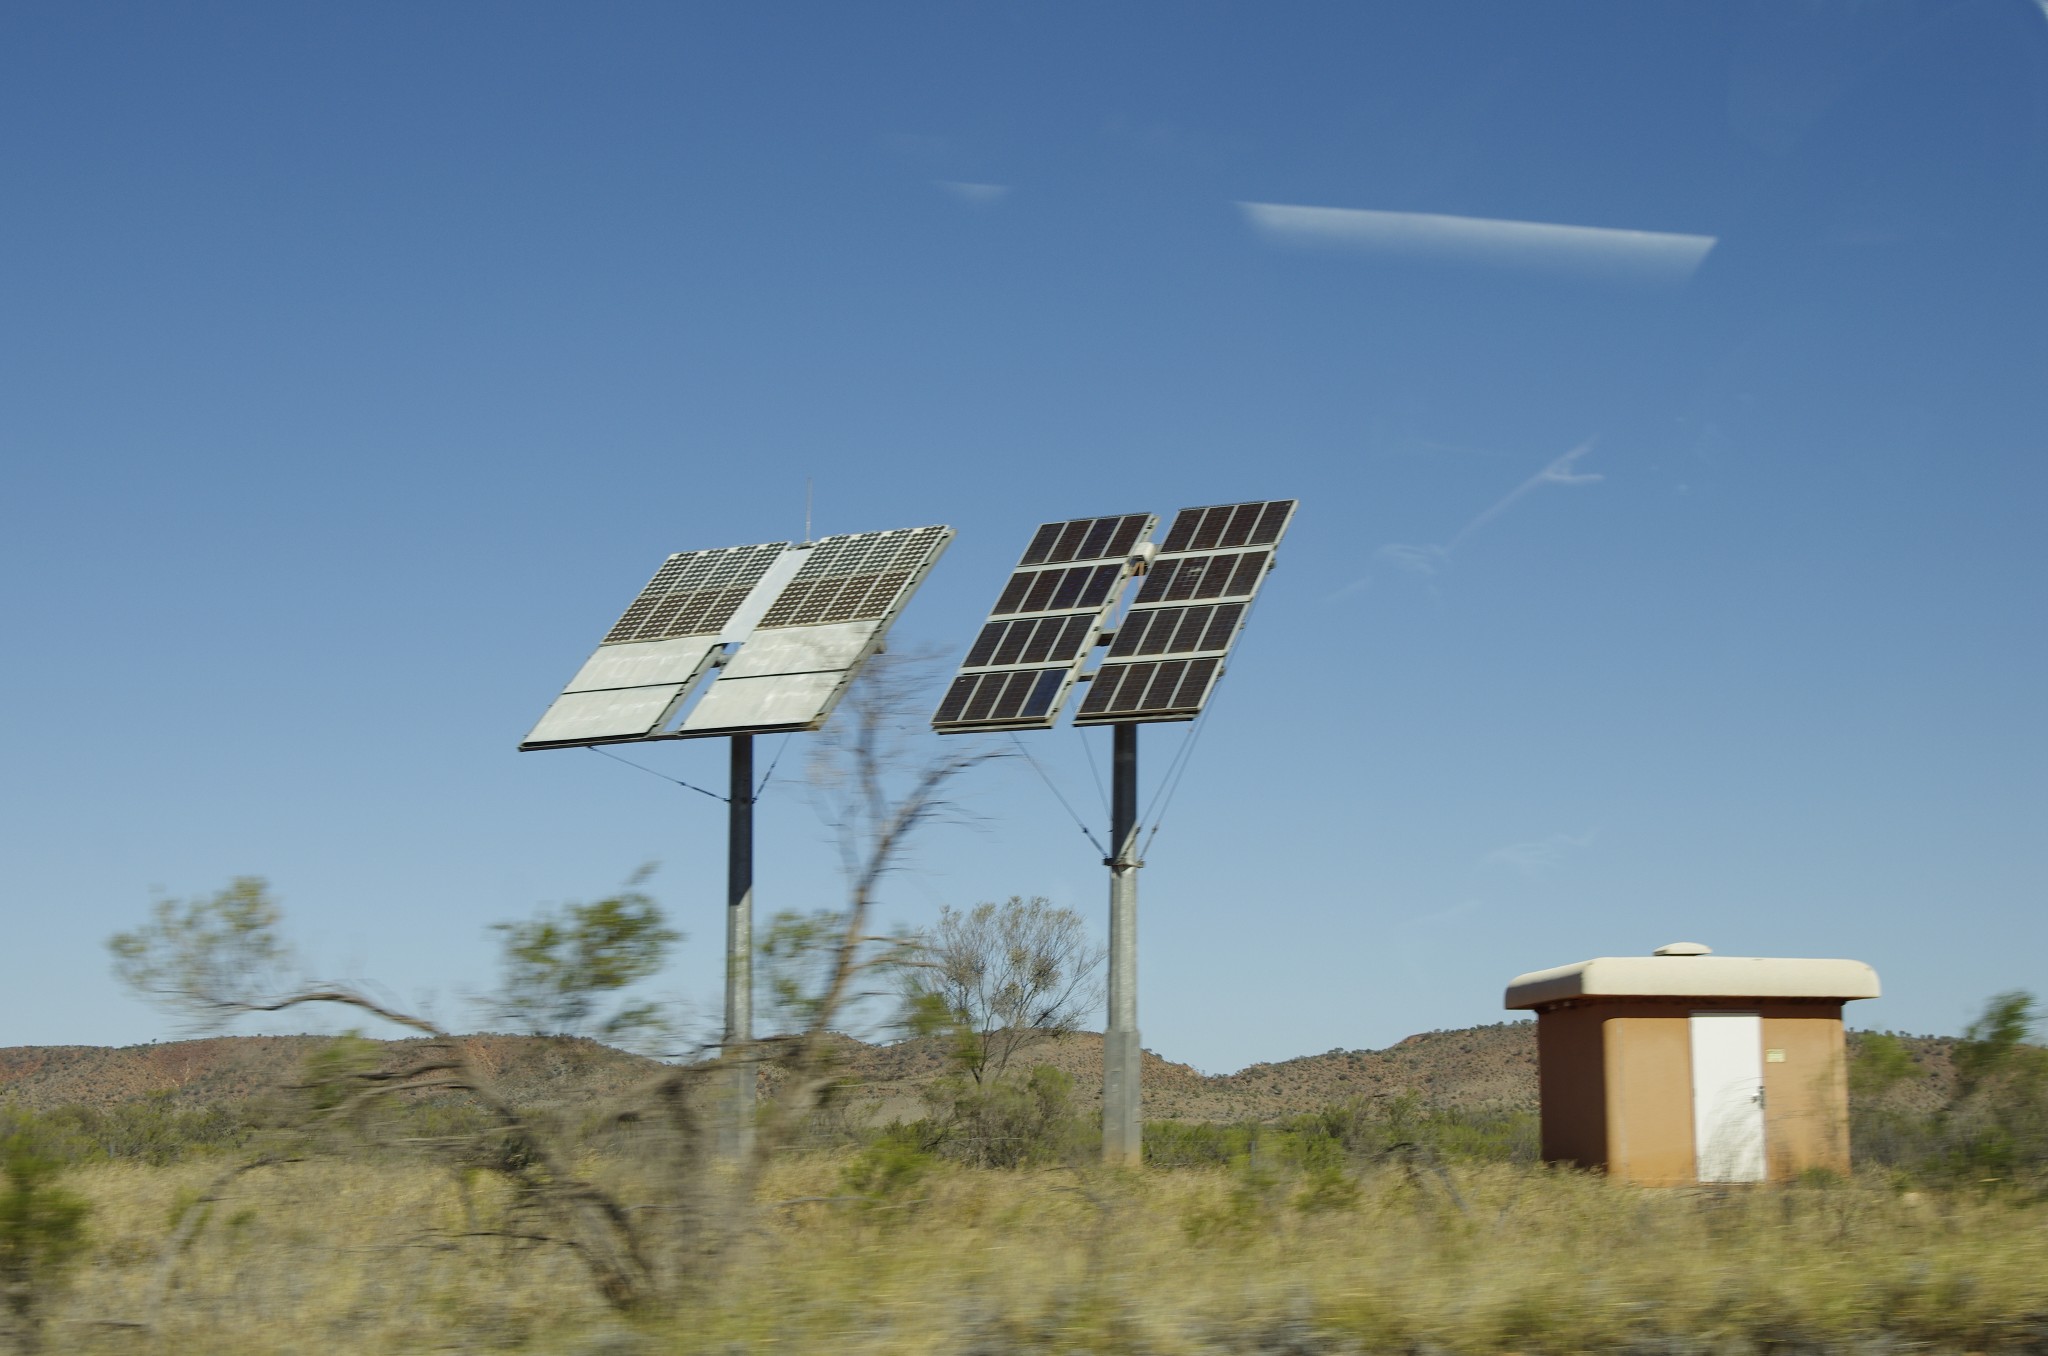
{"left": 4, "top": 1, "right": 2045, "bottom": 1073}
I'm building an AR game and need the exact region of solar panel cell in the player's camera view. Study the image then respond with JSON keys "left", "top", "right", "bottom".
{"left": 1020, "top": 522, "right": 1064, "bottom": 566}
{"left": 1108, "top": 514, "right": 1148, "bottom": 557}
{"left": 1021, "top": 571, "right": 1062, "bottom": 613}
{"left": 992, "top": 620, "right": 1035, "bottom": 666}
{"left": 1228, "top": 552, "right": 1268, "bottom": 597}
{"left": 1203, "top": 601, "right": 1245, "bottom": 651}
{"left": 935, "top": 673, "right": 977, "bottom": 725}
{"left": 961, "top": 673, "right": 1006, "bottom": 723}
{"left": 1025, "top": 615, "right": 1080, "bottom": 663}
{"left": 1160, "top": 513, "right": 1196, "bottom": 554}
{"left": 1021, "top": 668, "right": 1064, "bottom": 717}
{"left": 1076, "top": 517, "right": 1118, "bottom": 561}
{"left": 1252, "top": 500, "right": 1292, "bottom": 544}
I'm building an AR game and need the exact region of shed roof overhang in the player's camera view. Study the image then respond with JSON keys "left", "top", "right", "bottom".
{"left": 1504, "top": 955, "right": 1881, "bottom": 1010}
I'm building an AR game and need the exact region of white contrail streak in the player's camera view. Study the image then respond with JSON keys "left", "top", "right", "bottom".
{"left": 1237, "top": 201, "right": 1715, "bottom": 286}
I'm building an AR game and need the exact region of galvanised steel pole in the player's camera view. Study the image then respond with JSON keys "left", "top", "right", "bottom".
{"left": 1103, "top": 721, "right": 1142, "bottom": 1165}
{"left": 723, "top": 733, "right": 756, "bottom": 1160}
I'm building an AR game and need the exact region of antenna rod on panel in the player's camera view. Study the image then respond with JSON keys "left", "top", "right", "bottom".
{"left": 804, "top": 477, "right": 813, "bottom": 545}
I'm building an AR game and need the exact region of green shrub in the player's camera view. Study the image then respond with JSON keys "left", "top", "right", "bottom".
{"left": 1144, "top": 1096, "right": 1536, "bottom": 1171}
{"left": 0, "top": 1123, "right": 90, "bottom": 1354}
{"left": 918, "top": 1064, "right": 1089, "bottom": 1169}
{"left": 841, "top": 1124, "right": 939, "bottom": 1216}
{"left": 1850, "top": 993, "right": 2048, "bottom": 1187}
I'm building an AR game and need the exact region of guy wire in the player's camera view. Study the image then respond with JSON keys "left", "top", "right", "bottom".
{"left": 1079, "top": 723, "right": 1112, "bottom": 819}
{"left": 1008, "top": 733, "right": 1110, "bottom": 859}
{"left": 587, "top": 746, "right": 727, "bottom": 802}
{"left": 1139, "top": 689, "right": 1221, "bottom": 857}
{"left": 755, "top": 732, "right": 793, "bottom": 799}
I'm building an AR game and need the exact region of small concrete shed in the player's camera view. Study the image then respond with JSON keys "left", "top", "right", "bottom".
{"left": 1504, "top": 944, "right": 1880, "bottom": 1185}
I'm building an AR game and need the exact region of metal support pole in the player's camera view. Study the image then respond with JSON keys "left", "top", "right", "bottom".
{"left": 722, "top": 734, "right": 755, "bottom": 1160}
{"left": 1103, "top": 721, "right": 1142, "bottom": 1165}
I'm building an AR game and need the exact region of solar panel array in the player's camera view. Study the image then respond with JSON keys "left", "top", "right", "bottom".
{"left": 931, "top": 513, "right": 1156, "bottom": 732}
{"left": 522, "top": 526, "right": 953, "bottom": 750}
{"left": 1075, "top": 500, "right": 1294, "bottom": 725}
{"left": 931, "top": 499, "right": 1295, "bottom": 733}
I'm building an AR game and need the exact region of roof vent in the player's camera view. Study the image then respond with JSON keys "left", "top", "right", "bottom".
{"left": 1654, "top": 942, "right": 1712, "bottom": 957}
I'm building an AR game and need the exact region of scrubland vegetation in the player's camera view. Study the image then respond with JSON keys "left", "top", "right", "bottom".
{"left": 7, "top": 676, "right": 2044, "bottom": 1352}
{"left": 4, "top": 1016, "right": 2048, "bottom": 1356}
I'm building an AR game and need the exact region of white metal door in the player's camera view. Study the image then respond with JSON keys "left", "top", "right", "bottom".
{"left": 1690, "top": 1012, "right": 1766, "bottom": 1182}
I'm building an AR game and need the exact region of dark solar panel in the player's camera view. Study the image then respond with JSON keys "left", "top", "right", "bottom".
{"left": 934, "top": 511, "right": 1161, "bottom": 731}
{"left": 1019, "top": 513, "right": 1153, "bottom": 567}
{"left": 1075, "top": 657, "right": 1222, "bottom": 722}
{"left": 1159, "top": 500, "right": 1296, "bottom": 554}
{"left": 992, "top": 562, "right": 1123, "bottom": 616}
{"left": 969, "top": 612, "right": 1098, "bottom": 667}
{"left": 1132, "top": 549, "right": 1272, "bottom": 606}
{"left": 934, "top": 673, "right": 979, "bottom": 725}
{"left": 1107, "top": 602, "right": 1246, "bottom": 659}
{"left": 933, "top": 667, "right": 1071, "bottom": 728}
{"left": 937, "top": 500, "right": 1291, "bottom": 732}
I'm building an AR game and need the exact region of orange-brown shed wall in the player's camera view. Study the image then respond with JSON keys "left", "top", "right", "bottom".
{"left": 1531, "top": 998, "right": 1849, "bottom": 1184}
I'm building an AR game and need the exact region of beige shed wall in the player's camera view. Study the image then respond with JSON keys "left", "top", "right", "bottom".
{"left": 1603, "top": 1005, "right": 1697, "bottom": 1186}
{"left": 1532, "top": 997, "right": 1851, "bottom": 1184}
{"left": 1761, "top": 1005, "right": 1849, "bottom": 1179}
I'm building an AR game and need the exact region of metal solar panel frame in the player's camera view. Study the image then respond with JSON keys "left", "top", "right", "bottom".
{"left": 1073, "top": 499, "right": 1297, "bottom": 727}
{"left": 932, "top": 513, "right": 1157, "bottom": 733}
{"left": 520, "top": 526, "right": 953, "bottom": 750}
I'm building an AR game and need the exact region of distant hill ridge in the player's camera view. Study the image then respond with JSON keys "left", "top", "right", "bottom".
{"left": 0, "top": 1024, "right": 1959, "bottom": 1121}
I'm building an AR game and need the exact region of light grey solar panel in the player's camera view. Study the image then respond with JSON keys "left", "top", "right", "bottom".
{"left": 524, "top": 684, "right": 695, "bottom": 747}
{"left": 521, "top": 543, "right": 791, "bottom": 750}
{"left": 521, "top": 527, "right": 952, "bottom": 750}
{"left": 681, "top": 526, "right": 955, "bottom": 737}
{"left": 933, "top": 513, "right": 1158, "bottom": 733}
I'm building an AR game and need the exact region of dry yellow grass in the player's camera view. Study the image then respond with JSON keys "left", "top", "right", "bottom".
{"left": 28, "top": 1154, "right": 2048, "bottom": 1354}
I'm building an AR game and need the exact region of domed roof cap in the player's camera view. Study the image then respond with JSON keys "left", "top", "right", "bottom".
{"left": 1505, "top": 944, "right": 1879, "bottom": 1009}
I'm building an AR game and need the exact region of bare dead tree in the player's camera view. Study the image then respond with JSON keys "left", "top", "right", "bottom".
{"left": 107, "top": 912, "right": 661, "bottom": 1311}
{"left": 636, "top": 656, "right": 1004, "bottom": 1269}
{"left": 899, "top": 896, "right": 1105, "bottom": 1087}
